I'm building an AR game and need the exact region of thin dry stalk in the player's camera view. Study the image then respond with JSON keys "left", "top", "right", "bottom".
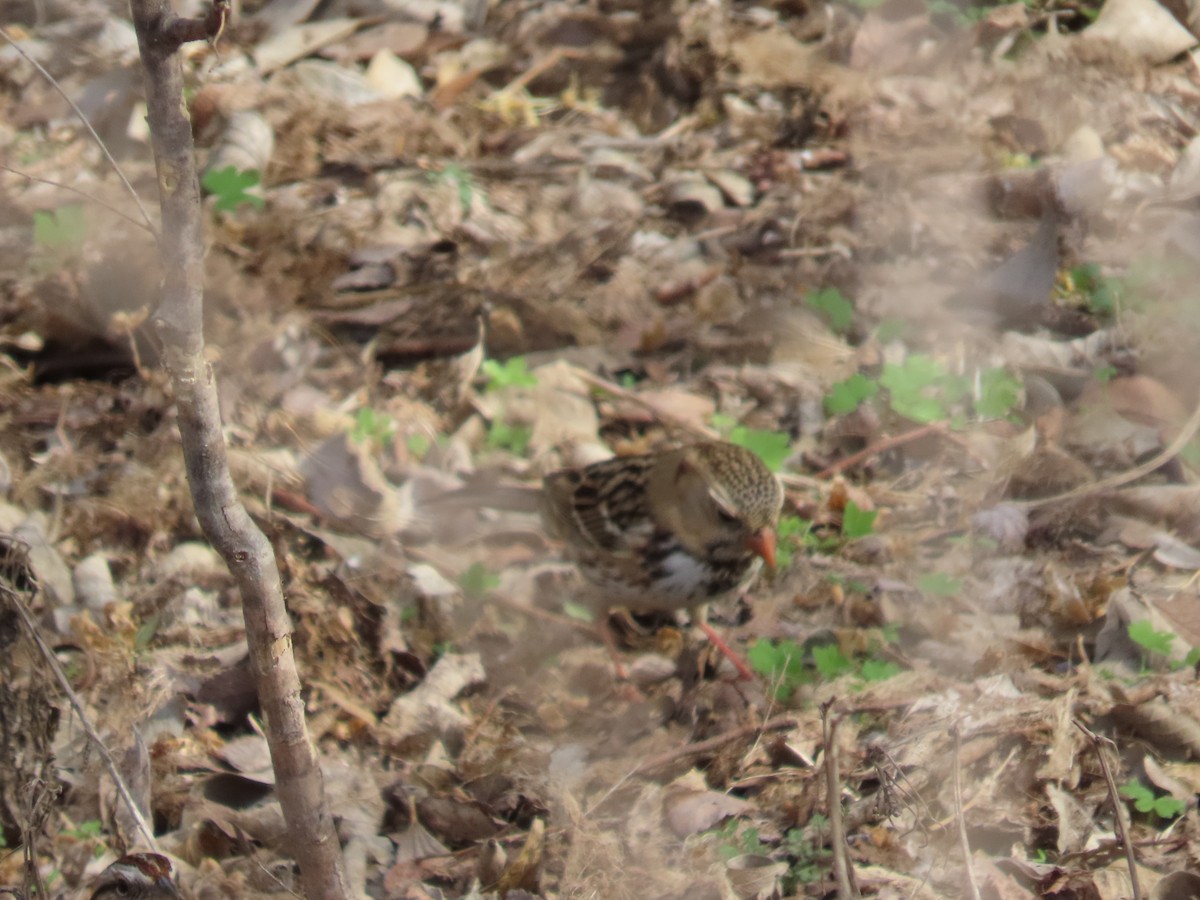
{"left": 821, "top": 700, "right": 860, "bottom": 899}
{"left": 631, "top": 715, "right": 796, "bottom": 775}
{"left": 1016, "top": 395, "right": 1200, "bottom": 510}
{"left": 950, "top": 724, "right": 982, "bottom": 900}
{"left": 0, "top": 164, "right": 154, "bottom": 234}
{"left": 816, "top": 421, "right": 950, "bottom": 479}
{"left": 1, "top": 574, "right": 156, "bottom": 852}
{"left": 127, "top": 2, "right": 348, "bottom": 896}
{"left": 0, "top": 28, "right": 153, "bottom": 231}
{"left": 1075, "top": 720, "right": 1142, "bottom": 900}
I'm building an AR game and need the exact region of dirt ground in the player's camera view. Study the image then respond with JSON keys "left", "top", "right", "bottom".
{"left": 3, "top": 0, "right": 1200, "bottom": 897}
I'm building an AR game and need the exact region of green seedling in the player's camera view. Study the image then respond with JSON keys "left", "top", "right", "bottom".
{"left": 826, "top": 360, "right": 1021, "bottom": 424}
{"left": 774, "top": 515, "right": 812, "bottom": 569}
{"left": 406, "top": 433, "right": 431, "bottom": 458}
{"left": 880, "top": 355, "right": 953, "bottom": 423}
{"left": 728, "top": 426, "right": 791, "bottom": 472}
{"left": 749, "top": 636, "right": 901, "bottom": 702}
{"left": 812, "top": 644, "right": 854, "bottom": 680}
{"left": 202, "top": 165, "right": 265, "bottom": 212}
{"left": 975, "top": 367, "right": 1022, "bottom": 420}
{"left": 748, "top": 638, "right": 809, "bottom": 702}
{"left": 710, "top": 816, "right": 830, "bottom": 889}
{"left": 805, "top": 287, "right": 854, "bottom": 334}
{"left": 1119, "top": 781, "right": 1185, "bottom": 820}
{"left": 486, "top": 422, "right": 532, "bottom": 455}
{"left": 824, "top": 373, "right": 879, "bottom": 416}
{"left": 350, "top": 407, "right": 396, "bottom": 450}
{"left": 1068, "top": 263, "right": 1121, "bottom": 315}
{"left": 841, "top": 501, "right": 876, "bottom": 539}
{"left": 428, "top": 162, "right": 478, "bottom": 214}
{"left": 459, "top": 562, "right": 499, "bottom": 599}
{"left": 1127, "top": 620, "right": 1174, "bottom": 660}
{"left": 482, "top": 356, "right": 538, "bottom": 391}
{"left": 34, "top": 204, "right": 87, "bottom": 250}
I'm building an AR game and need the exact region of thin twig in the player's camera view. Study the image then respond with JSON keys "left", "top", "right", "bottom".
{"left": 1074, "top": 720, "right": 1142, "bottom": 900}
{"left": 632, "top": 715, "right": 797, "bottom": 774}
{"left": 1013, "top": 396, "right": 1200, "bottom": 510}
{"left": 2, "top": 581, "right": 156, "bottom": 850}
{"left": 0, "top": 165, "right": 155, "bottom": 234}
{"left": 821, "top": 700, "right": 860, "bottom": 899}
{"left": 129, "top": 1, "right": 349, "bottom": 893}
{"left": 584, "top": 715, "right": 797, "bottom": 819}
{"left": 0, "top": 27, "right": 154, "bottom": 234}
{"left": 817, "top": 421, "right": 949, "bottom": 479}
{"left": 951, "top": 724, "right": 982, "bottom": 900}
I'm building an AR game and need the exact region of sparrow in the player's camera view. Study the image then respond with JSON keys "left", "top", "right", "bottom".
{"left": 88, "top": 853, "right": 180, "bottom": 900}
{"left": 540, "top": 441, "right": 783, "bottom": 679}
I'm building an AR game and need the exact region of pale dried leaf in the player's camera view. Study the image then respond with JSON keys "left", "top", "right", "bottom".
{"left": 1082, "top": 0, "right": 1197, "bottom": 64}
{"left": 382, "top": 653, "right": 486, "bottom": 742}
{"left": 1045, "top": 782, "right": 1093, "bottom": 854}
{"left": 254, "top": 19, "right": 364, "bottom": 73}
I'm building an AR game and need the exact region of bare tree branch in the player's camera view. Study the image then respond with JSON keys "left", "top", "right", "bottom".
{"left": 127, "top": 2, "right": 349, "bottom": 896}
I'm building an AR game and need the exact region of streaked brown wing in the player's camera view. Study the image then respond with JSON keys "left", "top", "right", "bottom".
{"left": 542, "top": 454, "right": 656, "bottom": 555}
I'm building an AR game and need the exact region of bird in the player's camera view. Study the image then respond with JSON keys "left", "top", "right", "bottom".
{"left": 88, "top": 853, "right": 180, "bottom": 899}
{"left": 540, "top": 441, "right": 784, "bottom": 680}
{"left": 948, "top": 204, "right": 1061, "bottom": 331}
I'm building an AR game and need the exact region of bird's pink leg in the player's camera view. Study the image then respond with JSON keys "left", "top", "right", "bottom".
{"left": 695, "top": 608, "right": 755, "bottom": 681}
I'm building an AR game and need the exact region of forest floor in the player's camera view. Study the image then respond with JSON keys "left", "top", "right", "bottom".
{"left": 3, "top": 0, "right": 1200, "bottom": 897}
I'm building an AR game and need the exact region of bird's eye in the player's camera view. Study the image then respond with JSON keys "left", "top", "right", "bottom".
{"left": 115, "top": 883, "right": 131, "bottom": 896}
{"left": 715, "top": 507, "right": 740, "bottom": 525}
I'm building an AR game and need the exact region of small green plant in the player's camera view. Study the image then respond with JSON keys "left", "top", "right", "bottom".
{"left": 805, "top": 287, "right": 854, "bottom": 334}
{"left": 62, "top": 819, "right": 107, "bottom": 857}
{"left": 134, "top": 613, "right": 161, "bottom": 652}
{"left": 826, "top": 360, "right": 1021, "bottom": 424}
{"left": 1119, "top": 781, "right": 1185, "bottom": 820}
{"left": 774, "top": 515, "right": 812, "bottom": 569}
{"left": 812, "top": 644, "right": 854, "bottom": 680}
{"left": 841, "top": 501, "right": 877, "bottom": 539}
{"left": 749, "top": 636, "right": 901, "bottom": 701}
{"left": 860, "top": 656, "right": 902, "bottom": 682}
{"left": 880, "top": 355, "right": 959, "bottom": 423}
{"left": 406, "top": 433, "right": 431, "bottom": 458}
{"left": 1128, "top": 620, "right": 1174, "bottom": 661}
{"left": 748, "top": 638, "right": 809, "bottom": 702}
{"left": 710, "top": 814, "right": 831, "bottom": 890}
{"left": 1068, "top": 263, "right": 1121, "bottom": 315}
{"left": 459, "top": 562, "right": 499, "bottom": 598}
{"left": 201, "top": 165, "right": 265, "bottom": 212}
{"left": 428, "top": 163, "right": 479, "bottom": 214}
{"left": 975, "top": 368, "right": 1022, "bottom": 420}
{"left": 917, "top": 572, "right": 963, "bottom": 597}
{"left": 1093, "top": 365, "right": 1118, "bottom": 383}
{"left": 34, "top": 205, "right": 87, "bottom": 251}
{"left": 824, "top": 373, "right": 879, "bottom": 416}
{"left": 711, "top": 416, "right": 792, "bottom": 472}
{"left": 713, "top": 819, "right": 770, "bottom": 860}
{"left": 728, "top": 426, "right": 791, "bottom": 472}
{"left": 63, "top": 820, "right": 104, "bottom": 840}
{"left": 350, "top": 407, "right": 396, "bottom": 450}
{"left": 482, "top": 356, "right": 538, "bottom": 392}
{"left": 874, "top": 319, "right": 908, "bottom": 343}
{"left": 781, "top": 816, "right": 830, "bottom": 888}
{"left": 486, "top": 422, "right": 533, "bottom": 455}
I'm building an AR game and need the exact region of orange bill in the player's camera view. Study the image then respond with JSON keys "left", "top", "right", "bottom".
{"left": 745, "top": 527, "right": 777, "bottom": 569}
